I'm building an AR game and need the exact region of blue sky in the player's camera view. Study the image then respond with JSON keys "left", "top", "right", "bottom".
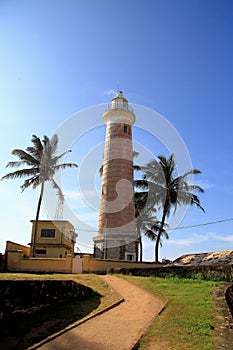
{"left": 0, "top": 0, "right": 233, "bottom": 261}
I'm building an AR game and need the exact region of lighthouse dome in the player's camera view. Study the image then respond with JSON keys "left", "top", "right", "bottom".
{"left": 111, "top": 91, "right": 128, "bottom": 110}
{"left": 103, "top": 91, "right": 135, "bottom": 125}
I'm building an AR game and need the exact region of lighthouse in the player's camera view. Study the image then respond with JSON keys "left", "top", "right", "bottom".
{"left": 93, "top": 91, "right": 138, "bottom": 261}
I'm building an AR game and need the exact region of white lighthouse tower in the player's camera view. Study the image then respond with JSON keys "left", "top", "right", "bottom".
{"left": 93, "top": 91, "right": 138, "bottom": 261}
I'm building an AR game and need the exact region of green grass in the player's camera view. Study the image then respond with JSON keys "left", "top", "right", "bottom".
{"left": 121, "top": 275, "right": 221, "bottom": 350}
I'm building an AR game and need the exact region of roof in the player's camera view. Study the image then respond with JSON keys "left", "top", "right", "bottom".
{"left": 111, "top": 90, "right": 128, "bottom": 102}
{"left": 30, "top": 219, "right": 73, "bottom": 225}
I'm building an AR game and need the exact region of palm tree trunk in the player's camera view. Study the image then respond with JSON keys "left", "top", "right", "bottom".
{"left": 139, "top": 236, "right": 143, "bottom": 262}
{"left": 155, "top": 202, "right": 168, "bottom": 263}
{"left": 32, "top": 181, "right": 44, "bottom": 257}
{"left": 137, "top": 226, "right": 143, "bottom": 262}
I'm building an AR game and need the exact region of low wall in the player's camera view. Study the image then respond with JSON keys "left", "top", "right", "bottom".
{"left": 0, "top": 254, "right": 4, "bottom": 272}
{"left": 0, "top": 279, "right": 93, "bottom": 319}
{"left": 225, "top": 284, "right": 233, "bottom": 317}
{"left": 109, "top": 264, "right": 233, "bottom": 281}
{"left": 82, "top": 255, "right": 161, "bottom": 274}
{"left": 6, "top": 250, "right": 73, "bottom": 273}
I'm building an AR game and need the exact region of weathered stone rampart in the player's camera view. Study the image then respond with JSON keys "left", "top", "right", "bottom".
{"left": 0, "top": 279, "right": 92, "bottom": 319}
{"left": 225, "top": 284, "right": 233, "bottom": 317}
{"left": 109, "top": 264, "right": 233, "bottom": 281}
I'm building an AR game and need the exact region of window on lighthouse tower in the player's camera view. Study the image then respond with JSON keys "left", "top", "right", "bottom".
{"left": 124, "top": 125, "right": 128, "bottom": 134}
{"left": 102, "top": 184, "right": 107, "bottom": 196}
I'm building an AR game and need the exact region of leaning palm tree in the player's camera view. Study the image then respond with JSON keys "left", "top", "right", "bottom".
{"left": 1, "top": 134, "right": 78, "bottom": 257}
{"left": 141, "top": 154, "right": 205, "bottom": 263}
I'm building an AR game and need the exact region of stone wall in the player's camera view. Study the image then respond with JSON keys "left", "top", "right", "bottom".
{"left": 0, "top": 254, "right": 4, "bottom": 272}
{"left": 225, "top": 284, "right": 233, "bottom": 317}
{"left": 109, "top": 264, "right": 233, "bottom": 281}
{"left": 0, "top": 279, "right": 93, "bottom": 319}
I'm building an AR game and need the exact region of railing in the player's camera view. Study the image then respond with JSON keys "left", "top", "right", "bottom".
{"left": 105, "top": 103, "right": 134, "bottom": 112}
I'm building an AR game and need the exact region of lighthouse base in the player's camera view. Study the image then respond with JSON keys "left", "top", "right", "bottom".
{"left": 93, "top": 234, "right": 138, "bottom": 261}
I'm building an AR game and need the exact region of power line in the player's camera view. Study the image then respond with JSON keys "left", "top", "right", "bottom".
{"left": 75, "top": 217, "right": 233, "bottom": 233}
{"left": 167, "top": 217, "right": 233, "bottom": 231}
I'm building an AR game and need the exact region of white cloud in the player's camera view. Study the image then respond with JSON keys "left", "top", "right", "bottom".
{"left": 167, "top": 233, "right": 209, "bottom": 247}
{"left": 164, "top": 231, "right": 233, "bottom": 249}
{"left": 167, "top": 238, "right": 195, "bottom": 246}
{"left": 63, "top": 189, "right": 100, "bottom": 216}
{"left": 142, "top": 232, "right": 210, "bottom": 249}
{"left": 209, "top": 233, "right": 233, "bottom": 243}
{"left": 76, "top": 211, "right": 98, "bottom": 224}
{"left": 194, "top": 180, "right": 215, "bottom": 190}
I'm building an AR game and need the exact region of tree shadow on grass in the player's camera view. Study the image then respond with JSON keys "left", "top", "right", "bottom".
{"left": 0, "top": 290, "right": 102, "bottom": 350}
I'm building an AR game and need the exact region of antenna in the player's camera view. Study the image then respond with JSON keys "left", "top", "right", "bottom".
{"left": 117, "top": 84, "right": 123, "bottom": 94}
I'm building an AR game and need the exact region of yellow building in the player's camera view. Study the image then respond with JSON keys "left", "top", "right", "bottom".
{"left": 30, "top": 220, "right": 77, "bottom": 258}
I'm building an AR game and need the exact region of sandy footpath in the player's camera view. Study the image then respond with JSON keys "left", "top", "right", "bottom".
{"left": 36, "top": 275, "right": 165, "bottom": 350}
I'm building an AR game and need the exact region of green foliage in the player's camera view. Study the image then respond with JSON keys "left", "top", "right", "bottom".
{"left": 1, "top": 134, "right": 78, "bottom": 256}
{"left": 1, "top": 134, "right": 78, "bottom": 194}
{"left": 139, "top": 153, "right": 205, "bottom": 262}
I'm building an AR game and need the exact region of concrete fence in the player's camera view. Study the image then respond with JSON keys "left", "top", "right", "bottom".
{"left": 81, "top": 255, "right": 161, "bottom": 274}
{"left": 6, "top": 250, "right": 73, "bottom": 273}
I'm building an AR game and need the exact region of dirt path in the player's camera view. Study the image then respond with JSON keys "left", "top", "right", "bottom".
{"left": 35, "top": 275, "right": 165, "bottom": 350}
{"left": 213, "top": 284, "right": 233, "bottom": 350}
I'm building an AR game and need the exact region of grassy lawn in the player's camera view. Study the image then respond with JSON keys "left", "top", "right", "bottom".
{"left": 121, "top": 275, "right": 222, "bottom": 350}
{"left": 0, "top": 273, "right": 120, "bottom": 349}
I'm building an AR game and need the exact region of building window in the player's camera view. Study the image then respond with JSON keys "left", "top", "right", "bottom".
{"left": 125, "top": 252, "right": 136, "bottom": 261}
{"left": 41, "top": 229, "right": 55, "bottom": 238}
{"left": 66, "top": 231, "right": 70, "bottom": 240}
{"left": 124, "top": 125, "right": 128, "bottom": 134}
{"left": 102, "top": 184, "right": 107, "bottom": 195}
{"left": 35, "top": 249, "right": 46, "bottom": 255}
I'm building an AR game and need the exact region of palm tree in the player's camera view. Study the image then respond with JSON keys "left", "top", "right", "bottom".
{"left": 1, "top": 134, "right": 78, "bottom": 257}
{"left": 134, "top": 190, "right": 148, "bottom": 261}
{"left": 142, "top": 154, "right": 205, "bottom": 263}
{"left": 135, "top": 199, "right": 164, "bottom": 261}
